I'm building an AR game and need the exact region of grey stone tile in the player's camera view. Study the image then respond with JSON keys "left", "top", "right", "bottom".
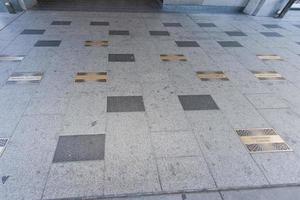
{"left": 109, "top": 30, "right": 129, "bottom": 35}
{"left": 90, "top": 21, "right": 109, "bottom": 26}
{"left": 53, "top": 134, "right": 105, "bottom": 163}
{"left": 51, "top": 21, "right": 71, "bottom": 25}
{"left": 197, "top": 23, "right": 216, "bottom": 27}
{"left": 178, "top": 95, "right": 219, "bottom": 111}
{"left": 34, "top": 40, "right": 61, "bottom": 47}
{"left": 163, "top": 23, "right": 182, "bottom": 27}
{"left": 175, "top": 41, "right": 200, "bottom": 47}
{"left": 157, "top": 157, "right": 216, "bottom": 191}
{"left": 245, "top": 93, "right": 289, "bottom": 109}
{"left": 217, "top": 41, "right": 243, "bottom": 47}
{"left": 20, "top": 29, "right": 45, "bottom": 35}
{"left": 225, "top": 31, "right": 247, "bottom": 36}
{"left": 108, "top": 54, "right": 135, "bottom": 62}
{"left": 107, "top": 96, "right": 145, "bottom": 112}
{"left": 263, "top": 24, "right": 283, "bottom": 29}
{"left": 260, "top": 32, "right": 283, "bottom": 37}
{"left": 186, "top": 192, "right": 222, "bottom": 200}
{"left": 149, "top": 31, "right": 170, "bottom": 36}
{"left": 43, "top": 161, "right": 104, "bottom": 199}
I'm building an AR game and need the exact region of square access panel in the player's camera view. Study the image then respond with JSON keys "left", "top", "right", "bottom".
{"left": 34, "top": 40, "right": 61, "bottom": 47}
{"left": 7, "top": 72, "right": 43, "bottom": 84}
{"left": 263, "top": 24, "right": 282, "bottom": 29}
{"left": 149, "top": 31, "right": 170, "bottom": 36}
{"left": 218, "top": 41, "right": 243, "bottom": 47}
{"left": 236, "top": 128, "right": 292, "bottom": 153}
{"left": 163, "top": 23, "right": 182, "bottom": 27}
{"left": 53, "top": 134, "right": 105, "bottom": 163}
{"left": 109, "top": 30, "right": 129, "bottom": 35}
{"left": 21, "top": 29, "right": 45, "bottom": 35}
{"left": 175, "top": 41, "right": 200, "bottom": 47}
{"left": 178, "top": 95, "right": 219, "bottom": 111}
{"left": 197, "top": 23, "right": 216, "bottom": 27}
{"left": 108, "top": 54, "right": 135, "bottom": 62}
{"left": 225, "top": 31, "right": 247, "bottom": 36}
{"left": 90, "top": 21, "right": 109, "bottom": 26}
{"left": 260, "top": 32, "right": 283, "bottom": 37}
{"left": 75, "top": 72, "right": 107, "bottom": 82}
{"left": 107, "top": 96, "right": 145, "bottom": 112}
{"left": 0, "top": 138, "right": 9, "bottom": 158}
{"left": 51, "top": 21, "right": 71, "bottom": 25}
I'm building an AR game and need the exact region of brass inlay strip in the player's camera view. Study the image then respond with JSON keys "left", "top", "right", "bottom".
{"left": 85, "top": 40, "right": 109, "bottom": 47}
{"left": 75, "top": 72, "right": 107, "bottom": 82}
{"left": 240, "top": 135, "right": 284, "bottom": 144}
{"left": 160, "top": 54, "right": 187, "bottom": 62}
{"left": 257, "top": 55, "right": 283, "bottom": 61}
{"left": 197, "top": 71, "right": 229, "bottom": 81}
{"left": 252, "top": 71, "right": 285, "bottom": 80}
{"left": 8, "top": 76, "right": 42, "bottom": 82}
{"left": 0, "top": 55, "right": 24, "bottom": 61}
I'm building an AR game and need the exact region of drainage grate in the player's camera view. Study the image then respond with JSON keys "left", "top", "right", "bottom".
{"left": 51, "top": 21, "right": 71, "bottom": 25}
{"left": 257, "top": 55, "right": 283, "bottom": 61}
{"left": 108, "top": 54, "right": 135, "bottom": 62}
{"left": 90, "top": 21, "right": 109, "bottom": 26}
{"left": 0, "top": 55, "right": 24, "bottom": 61}
{"left": 236, "top": 128, "right": 292, "bottom": 153}
{"left": 109, "top": 30, "right": 129, "bottom": 35}
{"left": 175, "top": 41, "right": 200, "bottom": 47}
{"left": 21, "top": 29, "right": 45, "bottom": 35}
{"left": 160, "top": 54, "right": 187, "bottom": 62}
{"left": 197, "top": 71, "right": 229, "bottom": 81}
{"left": 85, "top": 40, "right": 108, "bottom": 47}
{"left": 7, "top": 72, "right": 43, "bottom": 84}
{"left": 163, "top": 23, "right": 182, "bottom": 27}
{"left": 252, "top": 71, "right": 285, "bottom": 80}
{"left": 75, "top": 72, "right": 107, "bottom": 82}
{"left": 34, "top": 40, "right": 61, "bottom": 47}
{"left": 0, "top": 138, "right": 8, "bottom": 157}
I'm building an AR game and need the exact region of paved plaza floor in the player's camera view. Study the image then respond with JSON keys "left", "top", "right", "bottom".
{"left": 1, "top": 8, "right": 300, "bottom": 200}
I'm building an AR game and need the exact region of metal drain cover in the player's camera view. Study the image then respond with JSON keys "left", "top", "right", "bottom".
{"left": 236, "top": 128, "right": 292, "bottom": 153}
{"left": 75, "top": 72, "right": 107, "bottom": 82}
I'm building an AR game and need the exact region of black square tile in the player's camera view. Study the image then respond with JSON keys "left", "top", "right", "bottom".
{"left": 197, "top": 23, "right": 216, "bottom": 27}
{"left": 225, "top": 31, "right": 247, "bottom": 36}
{"left": 178, "top": 95, "right": 219, "bottom": 111}
{"left": 107, "top": 96, "right": 145, "bottom": 112}
{"left": 163, "top": 23, "right": 182, "bottom": 27}
{"left": 263, "top": 24, "right": 282, "bottom": 29}
{"left": 21, "top": 29, "right": 45, "bottom": 35}
{"left": 260, "top": 32, "right": 283, "bottom": 37}
{"left": 108, "top": 54, "right": 135, "bottom": 62}
{"left": 53, "top": 134, "right": 105, "bottom": 163}
{"left": 217, "top": 41, "right": 243, "bottom": 47}
{"left": 34, "top": 40, "right": 61, "bottom": 47}
{"left": 109, "top": 30, "right": 129, "bottom": 35}
{"left": 175, "top": 41, "right": 200, "bottom": 47}
{"left": 90, "top": 21, "right": 109, "bottom": 26}
{"left": 51, "top": 21, "right": 71, "bottom": 25}
{"left": 149, "top": 31, "right": 170, "bottom": 36}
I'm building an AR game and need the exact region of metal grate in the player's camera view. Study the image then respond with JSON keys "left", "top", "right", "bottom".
{"left": 160, "top": 54, "right": 187, "bottom": 62}
{"left": 85, "top": 40, "right": 108, "bottom": 47}
{"left": 75, "top": 72, "right": 107, "bottom": 82}
{"left": 236, "top": 128, "right": 292, "bottom": 153}
{"left": 0, "top": 138, "right": 8, "bottom": 157}
{"left": 257, "top": 55, "right": 283, "bottom": 61}
{"left": 7, "top": 72, "right": 43, "bottom": 84}
{"left": 197, "top": 71, "right": 229, "bottom": 81}
{"left": 252, "top": 71, "right": 285, "bottom": 80}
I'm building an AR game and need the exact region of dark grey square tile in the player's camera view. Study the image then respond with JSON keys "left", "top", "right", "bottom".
{"left": 53, "top": 134, "right": 105, "bottom": 163}
{"left": 225, "top": 31, "right": 247, "bottom": 36}
{"left": 34, "top": 40, "right": 61, "bottom": 47}
{"left": 107, "top": 96, "right": 145, "bottom": 112}
{"left": 51, "top": 21, "right": 71, "bottom": 25}
{"left": 175, "top": 41, "right": 200, "bottom": 47}
{"left": 108, "top": 54, "right": 135, "bottom": 62}
{"left": 263, "top": 24, "right": 282, "bottom": 29}
{"left": 163, "top": 23, "right": 182, "bottom": 27}
{"left": 90, "top": 21, "right": 109, "bottom": 26}
{"left": 294, "top": 25, "right": 300, "bottom": 28}
{"left": 197, "top": 23, "right": 216, "bottom": 27}
{"left": 260, "top": 32, "right": 283, "bottom": 37}
{"left": 178, "top": 95, "right": 219, "bottom": 111}
{"left": 217, "top": 41, "right": 243, "bottom": 47}
{"left": 149, "top": 31, "right": 170, "bottom": 36}
{"left": 109, "top": 30, "right": 129, "bottom": 35}
{"left": 297, "top": 42, "right": 300, "bottom": 45}
{"left": 21, "top": 29, "right": 45, "bottom": 35}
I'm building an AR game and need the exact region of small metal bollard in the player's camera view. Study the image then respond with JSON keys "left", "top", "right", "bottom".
{"left": 4, "top": 1, "right": 16, "bottom": 14}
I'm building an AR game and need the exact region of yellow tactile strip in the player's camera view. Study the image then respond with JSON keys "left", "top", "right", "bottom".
{"left": 85, "top": 40, "right": 109, "bottom": 47}
{"left": 75, "top": 72, "right": 107, "bottom": 82}
{"left": 197, "top": 71, "right": 229, "bottom": 81}
{"left": 160, "top": 54, "right": 187, "bottom": 62}
{"left": 252, "top": 71, "right": 285, "bottom": 80}
{"left": 257, "top": 54, "right": 283, "bottom": 61}
{"left": 236, "top": 128, "right": 292, "bottom": 153}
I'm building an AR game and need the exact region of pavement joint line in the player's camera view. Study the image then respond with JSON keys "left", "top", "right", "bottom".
{"left": 45, "top": 183, "right": 300, "bottom": 200}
